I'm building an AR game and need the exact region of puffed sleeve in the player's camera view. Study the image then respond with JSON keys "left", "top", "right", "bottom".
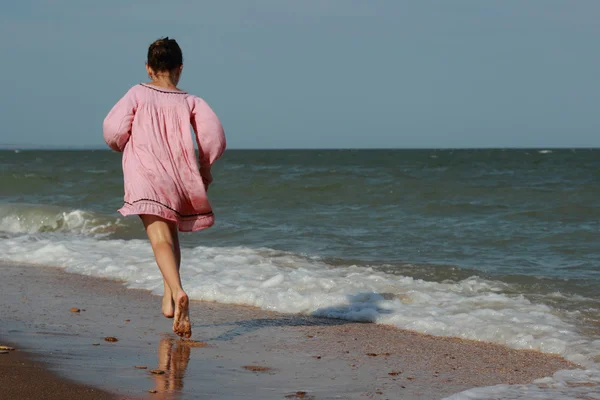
{"left": 103, "top": 88, "right": 137, "bottom": 152}
{"left": 190, "top": 96, "right": 226, "bottom": 168}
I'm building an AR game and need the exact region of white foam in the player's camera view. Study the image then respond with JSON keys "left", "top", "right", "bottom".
{"left": 443, "top": 368, "right": 600, "bottom": 400}
{"left": 0, "top": 236, "right": 596, "bottom": 360}
{"left": 1, "top": 235, "right": 598, "bottom": 399}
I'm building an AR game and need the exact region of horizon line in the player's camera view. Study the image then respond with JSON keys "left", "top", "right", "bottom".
{"left": 1, "top": 146, "right": 600, "bottom": 151}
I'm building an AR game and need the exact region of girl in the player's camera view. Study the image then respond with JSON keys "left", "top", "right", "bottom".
{"left": 103, "top": 37, "right": 226, "bottom": 338}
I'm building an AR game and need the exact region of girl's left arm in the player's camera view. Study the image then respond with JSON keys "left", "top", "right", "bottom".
{"left": 190, "top": 96, "right": 226, "bottom": 187}
{"left": 103, "top": 88, "right": 137, "bottom": 152}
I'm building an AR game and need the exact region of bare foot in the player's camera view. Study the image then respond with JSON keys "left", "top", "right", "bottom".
{"left": 162, "top": 294, "right": 174, "bottom": 318}
{"left": 173, "top": 291, "right": 191, "bottom": 338}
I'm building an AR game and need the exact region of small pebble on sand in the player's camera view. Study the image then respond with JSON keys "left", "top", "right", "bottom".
{"left": 104, "top": 337, "right": 118, "bottom": 342}
{"left": 150, "top": 369, "right": 165, "bottom": 375}
{"left": 135, "top": 365, "right": 147, "bottom": 369}
{"left": 70, "top": 308, "right": 80, "bottom": 313}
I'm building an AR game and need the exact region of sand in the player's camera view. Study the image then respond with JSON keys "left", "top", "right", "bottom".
{"left": 0, "top": 262, "right": 578, "bottom": 399}
{"left": 0, "top": 342, "right": 122, "bottom": 400}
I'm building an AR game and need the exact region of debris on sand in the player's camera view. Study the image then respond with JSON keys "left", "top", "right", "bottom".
{"left": 285, "top": 392, "right": 314, "bottom": 399}
{"left": 242, "top": 365, "right": 272, "bottom": 372}
{"left": 104, "top": 337, "right": 118, "bottom": 342}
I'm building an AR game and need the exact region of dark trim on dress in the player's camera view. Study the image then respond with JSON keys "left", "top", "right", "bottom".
{"left": 139, "top": 83, "right": 187, "bottom": 94}
{"left": 125, "top": 198, "right": 213, "bottom": 218}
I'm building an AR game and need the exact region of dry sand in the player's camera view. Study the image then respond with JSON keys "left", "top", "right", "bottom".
{"left": 0, "top": 262, "right": 578, "bottom": 399}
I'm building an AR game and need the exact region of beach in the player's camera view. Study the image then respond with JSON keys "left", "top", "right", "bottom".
{"left": 1, "top": 261, "right": 578, "bottom": 399}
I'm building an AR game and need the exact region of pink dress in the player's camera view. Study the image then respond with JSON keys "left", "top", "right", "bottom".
{"left": 103, "top": 83, "right": 226, "bottom": 232}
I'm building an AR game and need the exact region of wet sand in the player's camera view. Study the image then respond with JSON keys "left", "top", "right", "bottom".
{"left": 0, "top": 341, "right": 122, "bottom": 400}
{"left": 0, "top": 262, "right": 578, "bottom": 399}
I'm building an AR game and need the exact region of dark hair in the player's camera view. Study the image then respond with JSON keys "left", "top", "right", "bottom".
{"left": 147, "top": 37, "right": 183, "bottom": 72}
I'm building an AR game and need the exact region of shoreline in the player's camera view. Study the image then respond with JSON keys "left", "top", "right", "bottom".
{"left": 0, "top": 262, "right": 579, "bottom": 399}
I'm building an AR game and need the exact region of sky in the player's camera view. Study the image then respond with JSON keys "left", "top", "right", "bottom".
{"left": 0, "top": 1, "right": 599, "bottom": 149}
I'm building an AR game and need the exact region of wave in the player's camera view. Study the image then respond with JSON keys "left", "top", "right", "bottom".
{"left": 0, "top": 235, "right": 596, "bottom": 364}
{"left": 0, "top": 203, "right": 125, "bottom": 236}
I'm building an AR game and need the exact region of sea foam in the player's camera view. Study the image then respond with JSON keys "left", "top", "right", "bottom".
{"left": 0, "top": 235, "right": 597, "bottom": 366}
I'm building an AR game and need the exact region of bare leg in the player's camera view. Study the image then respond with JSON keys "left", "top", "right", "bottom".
{"left": 162, "top": 223, "right": 180, "bottom": 318}
{"left": 141, "top": 215, "right": 191, "bottom": 338}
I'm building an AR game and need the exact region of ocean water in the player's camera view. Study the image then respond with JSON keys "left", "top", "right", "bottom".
{"left": 1, "top": 149, "right": 599, "bottom": 399}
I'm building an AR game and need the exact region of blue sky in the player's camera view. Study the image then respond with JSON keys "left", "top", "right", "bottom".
{"left": 0, "top": 1, "right": 599, "bottom": 149}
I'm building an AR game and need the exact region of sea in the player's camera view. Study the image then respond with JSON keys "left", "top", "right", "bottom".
{"left": 1, "top": 149, "right": 599, "bottom": 399}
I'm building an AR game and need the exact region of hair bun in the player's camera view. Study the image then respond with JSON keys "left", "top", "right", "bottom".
{"left": 147, "top": 37, "right": 183, "bottom": 72}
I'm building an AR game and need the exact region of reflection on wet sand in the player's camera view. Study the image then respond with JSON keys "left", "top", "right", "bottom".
{"left": 151, "top": 337, "right": 191, "bottom": 399}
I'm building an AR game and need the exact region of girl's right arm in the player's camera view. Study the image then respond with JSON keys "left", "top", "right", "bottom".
{"left": 103, "top": 88, "right": 137, "bottom": 152}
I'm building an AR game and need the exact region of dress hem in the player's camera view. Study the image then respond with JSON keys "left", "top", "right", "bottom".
{"left": 118, "top": 201, "right": 215, "bottom": 232}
